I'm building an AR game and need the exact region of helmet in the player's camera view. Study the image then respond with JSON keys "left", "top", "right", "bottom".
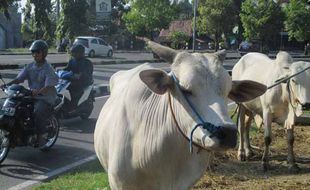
{"left": 70, "top": 43, "right": 85, "bottom": 54}
{"left": 29, "top": 40, "right": 48, "bottom": 56}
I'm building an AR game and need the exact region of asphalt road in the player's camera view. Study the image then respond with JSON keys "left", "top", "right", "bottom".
{"left": 0, "top": 52, "right": 157, "bottom": 66}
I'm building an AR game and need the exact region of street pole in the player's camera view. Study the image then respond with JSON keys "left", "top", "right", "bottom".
{"left": 192, "top": 0, "right": 198, "bottom": 52}
{"left": 56, "top": 0, "right": 60, "bottom": 20}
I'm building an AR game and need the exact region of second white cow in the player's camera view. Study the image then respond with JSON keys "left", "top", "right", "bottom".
{"left": 95, "top": 41, "right": 266, "bottom": 190}
{"left": 232, "top": 51, "right": 310, "bottom": 172}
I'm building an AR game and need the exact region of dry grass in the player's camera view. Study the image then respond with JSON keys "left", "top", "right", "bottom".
{"left": 193, "top": 125, "right": 310, "bottom": 190}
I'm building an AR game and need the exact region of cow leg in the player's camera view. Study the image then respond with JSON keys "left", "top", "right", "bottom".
{"left": 262, "top": 111, "right": 272, "bottom": 172}
{"left": 237, "top": 105, "right": 246, "bottom": 161}
{"left": 244, "top": 113, "right": 254, "bottom": 160}
{"left": 286, "top": 125, "right": 300, "bottom": 172}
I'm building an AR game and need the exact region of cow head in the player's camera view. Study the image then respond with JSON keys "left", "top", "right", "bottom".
{"left": 140, "top": 41, "right": 266, "bottom": 151}
{"left": 288, "top": 61, "right": 310, "bottom": 115}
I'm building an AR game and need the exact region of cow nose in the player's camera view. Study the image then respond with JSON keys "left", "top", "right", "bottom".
{"left": 302, "top": 103, "right": 310, "bottom": 110}
{"left": 216, "top": 125, "right": 237, "bottom": 149}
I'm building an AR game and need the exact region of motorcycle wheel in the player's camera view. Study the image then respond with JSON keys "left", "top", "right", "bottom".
{"left": 79, "top": 101, "right": 94, "bottom": 120}
{"left": 40, "top": 115, "right": 60, "bottom": 152}
{"left": 0, "top": 129, "right": 10, "bottom": 164}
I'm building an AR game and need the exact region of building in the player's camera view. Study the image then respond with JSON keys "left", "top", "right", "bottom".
{"left": 155, "top": 20, "right": 212, "bottom": 50}
{"left": 155, "top": 20, "right": 192, "bottom": 47}
{"left": 0, "top": 6, "right": 22, "bottom": 49}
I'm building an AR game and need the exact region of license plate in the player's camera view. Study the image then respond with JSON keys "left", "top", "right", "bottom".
{"left": 0, "top": 107, "right": 16, "bottom": 116}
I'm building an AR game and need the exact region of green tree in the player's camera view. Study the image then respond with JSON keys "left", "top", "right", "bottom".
{"left": 21, "top": 0, "right": 54, "bottom": 43}
{"left": 172, "top": 0, "right": 192, "bottom": 20}
{"left": 56, "top": 0, "right": 89, "bottom": 43}
{"left": 284, "top": 0, "right": 310, "bottom": 45}
{"left": 240, "top": 0, "right": 284, "bottom": 51}
{"left": 122, "top": 0, "right": 177, "bottom": 39}
{"left": 168, "top": 31, "right": 190, "bottom": 49}
{"left": 0, "top": 0, "right": 16, "bottom": 19}
{"left": 232, "top": 0, "right": 245, "bottom": 45}
{"left": 197, "top": 0, "right": 237, "bottom": 51}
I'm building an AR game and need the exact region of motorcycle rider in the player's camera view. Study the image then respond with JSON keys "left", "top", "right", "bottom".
{"left": 63, "top": 43, "right": 93, "bottom": 111}
{"left": 3, "top": 40, "right": 59, "bottom": 146}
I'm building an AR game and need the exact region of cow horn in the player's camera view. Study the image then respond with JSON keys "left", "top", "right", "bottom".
{"left": 148, "top": 41, "right": 178, "bottom": 64}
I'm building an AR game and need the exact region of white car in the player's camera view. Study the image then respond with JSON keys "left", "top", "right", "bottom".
{"left": 73, "top": 36, "right": 113, "bottom": 57}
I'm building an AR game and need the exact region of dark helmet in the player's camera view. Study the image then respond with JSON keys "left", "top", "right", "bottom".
{"left": 70, "top": 43, "right": 85, "bottom": 54}
{"left": 29, "top": 40, "right": 48, "bottom": 56}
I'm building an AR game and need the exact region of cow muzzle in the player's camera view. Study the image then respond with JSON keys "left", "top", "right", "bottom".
{"left": 215, "top": 125, "right": 237, "bottom": 149}
{"left": 302, "top": 103, "right": 310, "bottom": 110}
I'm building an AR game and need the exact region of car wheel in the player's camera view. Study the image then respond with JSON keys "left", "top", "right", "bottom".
{"left": 89, "top": 50, "right": 95, "bottom": 58}
{"left": 107, "top": 50, "right": 113, "bottom": 57}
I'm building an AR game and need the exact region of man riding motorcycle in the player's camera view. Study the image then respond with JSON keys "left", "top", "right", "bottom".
{"left": 63, "top": 43, "right": 93, "bottom": 111}
{"left": 3, "top": 40, "right": 59, "bottom": 146}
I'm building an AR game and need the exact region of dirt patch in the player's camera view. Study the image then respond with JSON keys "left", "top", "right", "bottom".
{"left": 193, "top": 125, "right": 310, "bottom": 190}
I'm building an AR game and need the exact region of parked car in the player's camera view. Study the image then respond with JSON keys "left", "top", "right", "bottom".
{"left": 73, "top": 36, "right": 113, "bottom": 57}
{"left": 238, "top": 40, "right": 261, "bottom": 56}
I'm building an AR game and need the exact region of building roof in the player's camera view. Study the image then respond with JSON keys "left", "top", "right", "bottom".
{"left": 159, "top": 20, "right": 192, "bottom": 37}
{"left": 156, "top": 20, "right": 192, "bottom": 43}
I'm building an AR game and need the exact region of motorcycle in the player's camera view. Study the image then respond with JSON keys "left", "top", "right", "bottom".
{"left": 0, "top": 75, "right": 61, "bottom": 164}
{"left": 55, "top": 70, "right": 95, "bottom": 120}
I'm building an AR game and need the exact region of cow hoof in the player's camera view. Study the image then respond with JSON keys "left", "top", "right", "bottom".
{"left": 288, "top": 164, "right": 300, "bottom": 173}
{"left": 245, "top": 150, "right": 254, "bottom": 161}
{"left": 262, "top": 162, "right": 269, "bottom": 172}
{"left": 237, "top": 152, "right": 246, "bottom": 161}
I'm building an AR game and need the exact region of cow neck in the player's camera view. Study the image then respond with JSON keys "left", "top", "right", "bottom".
{"left": 168, "top": 73, "right": 223, "bottom": 154}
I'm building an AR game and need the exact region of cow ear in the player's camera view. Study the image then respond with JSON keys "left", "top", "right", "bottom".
{"left": 139, "top": 69, "right": 173, "bottom": 95}
{"left": 229, "top": 80, "right": 267, "bottom": 102}
{"left": 214, "top": 49, "right": 226, "bottom": 63}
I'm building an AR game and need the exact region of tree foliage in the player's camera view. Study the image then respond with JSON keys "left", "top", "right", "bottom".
{"left": 240, "top": 0, "right": 284, "bottom": 49}
{"left": 56, "top": 0, "right": 89, "bottom": 42}
{"left": 168, "top": 31, "right": 190, "bottom": 49}
{"left": 284, "top": 0, "right": 310, "bottom": 43}
{"left": 197, "top": 0, "right": 237, "bottom": 50}
{"left": 122, "top": 0, "right": 177, "bottom": 38}
{"left": 21, "top": 0, "right": 55, "bottom": 44}
{"left": 172, "top": 0, "right": 192, "bottom": 20}
{"left": 0, "top": 0, "right": 16, "bottom": 19}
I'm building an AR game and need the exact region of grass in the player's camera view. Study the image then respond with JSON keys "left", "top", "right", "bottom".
{"left": 32, "top": 159, "right": 110, "bottom": 190}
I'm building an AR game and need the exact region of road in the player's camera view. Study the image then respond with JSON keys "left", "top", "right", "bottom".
{"left": 0, "top": 52, "right": 157, "bottom": 65}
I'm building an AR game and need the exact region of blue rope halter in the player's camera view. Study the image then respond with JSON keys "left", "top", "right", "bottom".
{"left": 170, "top": 73, "right": 224, "bottom": 153}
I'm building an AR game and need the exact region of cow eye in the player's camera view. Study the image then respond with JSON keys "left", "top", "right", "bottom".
{"left": 291, "top": 79, "right": 297, "bottom": 84}
{"left": 181, "top": 89, "right": 192, "bottom": 96}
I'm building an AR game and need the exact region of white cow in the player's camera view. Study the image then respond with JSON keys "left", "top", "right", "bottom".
{"left": 94, "top": 41, "right": 266, "bottom": 190}
{"left": 232, "top": 51, "right": 310, "bottom": 172}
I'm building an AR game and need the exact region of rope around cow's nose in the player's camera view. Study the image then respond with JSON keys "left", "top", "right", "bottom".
{"left": 189, "top": 122, "right": 224, "bottom": 153}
